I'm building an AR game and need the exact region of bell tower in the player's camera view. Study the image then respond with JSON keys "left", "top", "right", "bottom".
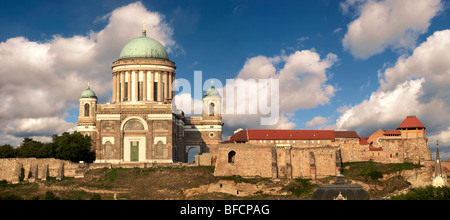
{"left": 203, "top": 82, "right": 222, "bottom": 119}
{"left": 77, "top": 84, "right": 98, "bottom": 142}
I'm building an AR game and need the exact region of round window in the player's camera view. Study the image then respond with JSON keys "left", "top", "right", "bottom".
{"left": 209, "top": 132, "right": 215, "bottom": 138}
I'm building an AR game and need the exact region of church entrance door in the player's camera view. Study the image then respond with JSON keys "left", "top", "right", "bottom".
{"left": 130, "top": 141, "right": 139, "bottom": 162}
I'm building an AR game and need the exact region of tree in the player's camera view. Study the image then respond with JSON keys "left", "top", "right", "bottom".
{"left": 15, "top": 138, "right": 56, "bottom": 158}
{"left": 15, "top": 138, "right": 45, "bottom": 158}
{"left": 53, "top": 132, "right": 94, "bottom": 163}
{"left": 391, "top": 185, "right": 450, "bottom": 200}
{"left": 0, "top": 144, "right": 15, "bottom": 158}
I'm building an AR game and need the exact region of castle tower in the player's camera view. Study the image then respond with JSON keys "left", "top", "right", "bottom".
{"left": 397, "top": 116, "right": 426, "bottom": 139}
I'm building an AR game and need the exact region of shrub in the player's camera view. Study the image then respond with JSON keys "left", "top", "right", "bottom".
{"left": 44, "top": 191, "right": 60, "bottom": 200}
{"left": 391, "top": 185, "right": 450, "bottom": 200}
{"left": 367, "top": 170, "right": 383, "bottom": 180}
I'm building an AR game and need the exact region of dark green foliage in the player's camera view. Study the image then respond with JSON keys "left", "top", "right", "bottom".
{"left": 391, "top": 185, "right": 450, "bottom": 200}
{"left": 0, "top": 144, "right": 15, "bottom": 158}
{"left": 44, "top": 191, "right": 60, "bottom": 200}
{"left": 53, "top": 132, "right": 94, "bottom": 163}
{"left": 15, "top": 138, "right": 54, "bottom": 158}
{"left": 367, "top": 170, "right": 383, "bottom": 180}
{"left": 285, "top": 178, "right": 317, "bottom": 197}
{"left": 0, "top": 132, "right": 94, "bottom": 163}
{"left": 19, "top": 167, "right": 25, "bottom": 182}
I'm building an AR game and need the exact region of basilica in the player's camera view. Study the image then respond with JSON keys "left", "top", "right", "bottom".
{"left": 77, "top": 28, "right": 223, "bottom": 164}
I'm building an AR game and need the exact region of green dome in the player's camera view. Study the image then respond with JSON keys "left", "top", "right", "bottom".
{"left": 203, "top": 85, "right": 221, "bottom": 98}
{"left": 119, "top": 34, "right": 169, "bottom": 61}
{"left": 81, "top": 86, "right": 97, "bottom": 99}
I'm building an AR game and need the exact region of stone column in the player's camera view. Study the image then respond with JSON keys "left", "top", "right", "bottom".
{"left": 112, "top": 72, "right": 117, "bottom": 103}
{"left": 120, "top": 71, "right": 125, "bottom": 103}
{"left": 163, "top": 71, "right": 167, "bottom": 101}
{"left": 134, "top": 70, "right": 139, "bottom": 101}
{"left": 169, "top": 72, "right": 173, "bottom": 99}
{"left": 143, "top": 70, "right": 147, "bottom": 101}
{"left": 150, "top": 71, "right": 154, "bottom": 101}
{"left": 127, "top": 71, "right": 132, "bottom": 102}
{"left": 157, "top": 71, "right": 162, "bottom": 102}
{"left": 116, "top": 72, "right": 121, "bottom": 103}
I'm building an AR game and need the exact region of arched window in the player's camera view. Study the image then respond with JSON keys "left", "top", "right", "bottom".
{"left": 209, "top": 102, "right": 215, "bottom": 116}
{"left": 228, "top": 151, "right": 236, "bottom": 163}
{"left": 156, "top": 141, "right": 164, "bottom": 157}
{"left": 187, "top": 147, "right": 199, "bottom": 163}
{"left": 124, "top": 119, "right": 145, "bottom": 131}
{"left": 84, "top": 103, "right": 90, "bottom": 117}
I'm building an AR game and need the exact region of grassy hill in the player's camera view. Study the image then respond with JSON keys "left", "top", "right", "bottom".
{"left": 0, "top": 162, "right": 428, "bottom": 200}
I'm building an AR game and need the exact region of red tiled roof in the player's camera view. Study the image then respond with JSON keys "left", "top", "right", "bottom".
{"left": 359, "top": 137, "right": 369, "bottom": 145}
{"left": 335, "top": 131, "right": 360, "bottom": 138}
{"left": 229, "top": 130, "right": 248, "bottom": 142}
{"left": 247, "top": 130, "right": 336, "bottom": 141}
{"left": 384, "top": 130, "right": 401, "bottom": 136}
{"left": 397, "top": 116, "right": 425, "bottom": 129}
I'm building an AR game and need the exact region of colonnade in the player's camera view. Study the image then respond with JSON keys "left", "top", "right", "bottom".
{"left": 112, "top": 70, "right": 175, "bottom": 103}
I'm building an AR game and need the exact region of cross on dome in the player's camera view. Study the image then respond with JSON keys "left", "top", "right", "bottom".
{"left": 142, "top": 20, "right": 147, "bottom": 37}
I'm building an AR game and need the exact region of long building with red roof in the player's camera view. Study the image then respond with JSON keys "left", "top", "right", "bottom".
{"left": 212, "top": 116, "right": 432, "bottom": 180}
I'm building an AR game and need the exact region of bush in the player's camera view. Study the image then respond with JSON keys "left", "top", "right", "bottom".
{"left": 44, "top": 191, "right": 60, "bottom": 200}
{"left": 391, "top": 185, "right": 450, "bottom": 200}
{"left": 367, "top": 170, "right": 383, "bottom": 180}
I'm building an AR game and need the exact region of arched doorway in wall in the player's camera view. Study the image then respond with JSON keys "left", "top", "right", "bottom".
{"left": 186, "top": 146, "right": 201, "bottom": 163}
{"left": 121, "top": 117, "right": 148, "bottom": 162}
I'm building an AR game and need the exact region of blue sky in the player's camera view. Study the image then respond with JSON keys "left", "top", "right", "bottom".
{"left": 1, "top": 0, "right": 450, "bottom": 158}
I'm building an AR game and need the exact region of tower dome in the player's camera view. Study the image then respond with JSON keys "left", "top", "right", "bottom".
{"left": 118, "top": 32, "right": 169, "bottom": 61}
{"left": 80, "top": 85, "right": 97, "bottom": 99}
{"left": 203, "top": 85, "right": 221, "bottom": 98}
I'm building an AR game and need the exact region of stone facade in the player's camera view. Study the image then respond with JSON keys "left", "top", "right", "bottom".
{"left": 0, "top": 158, "right": 88, "bottom": 183}
{"left": 76, "top": 32, "right": 223, "bottom": 164}
{"left": 340, "top": 137, "right": 431, "bottom": 164}
{"left": 215, "top": 116, "right": 433, "bottom": 180}
{"left": 213, "top": 143, "right": 342, "bottom": 180}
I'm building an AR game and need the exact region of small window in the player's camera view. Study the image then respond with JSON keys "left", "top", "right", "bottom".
{"left": 209, "top": 102, "right": 215, "bottom": 116}
{"left": 84, "top": 103, "right": 90, "bottom": 117}
{"left": 228, "top": 151, "right": 236, "bottom": 163}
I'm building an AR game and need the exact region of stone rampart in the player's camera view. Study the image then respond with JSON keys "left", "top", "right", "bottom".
{"left": 0, "top": 158, "right": 88, "bottom": 183}
{"left": 213, "top": 143, "right": 341, "bottom": 179}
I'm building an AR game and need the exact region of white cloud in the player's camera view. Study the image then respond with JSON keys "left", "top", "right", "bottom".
{"left": 342, "top": 0, "right": 443, "bottom": 59}
{"left": 306, "top": 116, "right": 328, "bottom": 128}
{"left": 173, "top": 49, "right": 337, "bottom": 139}
{"left": 0, "top": 2, "right": 177, "bottom": 146}
{"left": 225, "top": 50, "right": 337, "bottom": 137}
{"left": 335, "top": 29, "right": 450, "bottom": 147}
